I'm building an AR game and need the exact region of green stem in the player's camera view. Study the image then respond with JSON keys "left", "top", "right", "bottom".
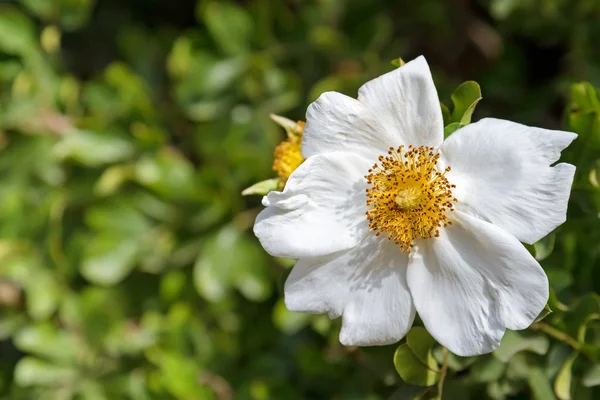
{"left": 530, "top": 322, "right": 581, "bottom": 351}
{"left": 435, "top": 347, "right": 449, "bottom": 400}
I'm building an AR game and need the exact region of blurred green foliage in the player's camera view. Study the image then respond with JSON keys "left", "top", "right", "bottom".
{"left": 0, "top": 0, "right": 600, "bottom": 399}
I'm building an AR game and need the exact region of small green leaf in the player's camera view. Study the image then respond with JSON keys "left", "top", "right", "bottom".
{"left": 389, "top": 382, "right": 428, "bottom": 400}
{"left": 193, "top": 226, "right": 270, "bottom": 302}
{"left": 198, "top": 1, "right": 253, "bottom": 55}
{"left": 54, "top": 130, "right": 134, "bottom": 167}
{"left": 94, "top": 165, "right": 133, "bottom": 196}
{"left": 470, "top": 357, "right": 506, "bottom": 383}
{"left": 134, "top": 150, "right": 198, "bottom": 200}
{"left": 81, "top": 236, "right": 139, "bottom": 286}
{"left": 494, "top": 330, "right": 549, "bottom": 362}
{"left": 528, "top": 367, "right": 558, "bottom": 400}
{"left": 444, "top": 122, "right": 463, "bottom": 137}
{"left": 554, "top": 352, "right": 577, "bottom": 400}
{"left": 441, "top": 102, "right": 451, "bottom": 126}
{"left": 535, "top": 304, "right": 553, "bottom": 323}
{"left": 549, "top": 288, "right": 570, "bottom": 312}
{"left": 232, "top": 239, "right": 271, "bottom": 302}
{"left": 582, "top": 364, "right": 600, "bottom": 387}
{"left": 0, "top": 6, "right": 37, "bottom": 56}
{"left": 450, "top": 81, "right": 482, "bottom": 125}
{"left": 272, "top": 298, "right": 311, "bottom": 334}
{"left": 14, "top": 357, "right": 76, "bottom": 387}
{"left": 564, "top": 293, "right": 600, "bottom": 339}
{"left": 393, "top": 343, "right": 438, "bottom": 386}
{"left": 406, "top": 326, "right": 438, "bottom": 370}
{"left": 570, "top": 82, "right": 600, "bottom": 112}
{"left": 577, "top": 313, "right": 600, "bottom": 343}
{"left": 14, "top": 323, "right": 77, "bottom": 363}
{"left": 391, "top": 57, "right": 406, "bottom": 67}
{"left": 534, "top": 233, "right": 556, "bottom": 261}
{"left": 24, "top": 269, "right": 60, "bottom": 320}
{"left": 242, "top": 178, "right": 281, "bottom": 196}
{"left": 568, "top": 110, "right": 600, "bottom": 146}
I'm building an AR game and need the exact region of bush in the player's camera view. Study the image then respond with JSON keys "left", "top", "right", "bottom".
{"left": 1, "top": 0, "right": 600, "bottom": 399}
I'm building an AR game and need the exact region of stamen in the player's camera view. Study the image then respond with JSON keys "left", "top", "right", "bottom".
{"left": 365, "top": 145, "right": 456, "bottom": 252}
{"left": 272, "top": 122, "right": 305, "bottom": 184}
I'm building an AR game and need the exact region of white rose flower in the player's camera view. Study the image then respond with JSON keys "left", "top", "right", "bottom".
{"left": 253, "top": 56, "right": 576, "bottom": 356}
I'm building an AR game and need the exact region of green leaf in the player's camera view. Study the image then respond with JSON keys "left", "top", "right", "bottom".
{"left": 14, "top": 357, "right": 76, "bottom": 387}
{"left": 94, "top": 165, "right": 134, "bottom": 196}
{"left": 494, "top": 330, "right": 549, "bottom": 362}
{"left": 0, "top": 6, "right": 37, "bottom": 56}
{"left": 85, "top": 200, "right": 150, "bottom": 235}
{"left": 393, "top": 343, "right": 438, "bottom": 386}
{"left": 24, "top": 269, "right": 60, "bottom": 320}
{"left": 470, "top": 357, "right": 506, "bottom": 383}
{"left": 406, "top": 326, "right": 438, "bottom": 369}
{"left": 528, "top": 367, "right": 558, "bottom": 400}
{"left": 193, "top": 226, "right": 271, "bottom": 302}
{"left": 81, "top": 235, "right": 139, "bottom": 286}
{"left": 389, "top": 382, "right": 428, "bottom": 400}
{"left": 444, "top": 122, "right": 463, "bottom": 137}
{"left": 433, "top": 347, "right": 476, "bottom": 372}
{"left": 535, "top": 304, "right": 553, "bottom": 323}
{"left": 78, "top": 379, "right": 109, "bottom": 400}
{"left": 565, "top": 293, "right": 600, "bottom": 339}
{"left": 14, "top": 323, "right": 78, "bottom": 363}
{"left": 19, "top": 0, "right": 56, "bottom": 21}
{"left": 198, "top": 1, "right": 253, "bottom": 55}
{"left": 242, "top": 178, "right": 281, "bottom": 196}
{"left": 272, "top": 298, "right": 311, "bottom": 334}
{"left": 555, "top": 352, "right": 577, "bottom": 400}
{"left": 54, "top": 130, "right": 135, "bottom": 167}
{"left": 450, "top": 81, "right": 483, "bottom": 125}
{"left": 232, "top": 239, "right": 272, "bottom": 302}
{"left": 534, "top": 233, "right": 556, "bottom": 261}
{"left": 577, "top": 313, "right": 600, "bottom": 343}
{"left": 570, "top": 82, "right": 600, "bottom": 113}
{"left": 134, "top": 150, "right": 198, "bottom": 200}
{"left": 0, "top": 310, "right": 27, "bottom": 340}
{"left": 568, "top": 110, "right": 600, "bottom": 146}
{"left": 549, "top": 288, "right": 570, "bottom": 312}
{"left": 441, "top": 102, "right": 451, "bottom": 126}
{"left": 582, "top": 364, "right": 600, "bottom": 387}
{"left": 390, "top": 57, "right": 406, "bottom": 67}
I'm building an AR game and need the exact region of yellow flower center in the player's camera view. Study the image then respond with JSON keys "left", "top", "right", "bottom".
{"left": 273, "top": 121, "right": 305, "bottom": 184}
{"left": 365, "top": 145, "right": 457, "bottom": 252}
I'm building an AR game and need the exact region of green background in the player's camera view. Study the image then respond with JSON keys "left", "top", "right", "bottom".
{"left": 1, "top": 0, "right": 600, "bottom": 398}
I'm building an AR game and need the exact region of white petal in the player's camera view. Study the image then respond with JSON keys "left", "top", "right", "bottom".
{"left": 357, "top": 56, "right": 444, "bottom": 148}
{"left": 302, "top": 91, "right": 394, "bottom": 161}
{"left": 441, "top": 118, "right": 576, "bottom": 244}
{"left": 407, "top": 211, "right": 549, "bottom": 357}
{"left": 254, "top": 152, "right": 370, "bottom": 258}
{"left": 286, "top": 236, "right": 415, "bottom": 346}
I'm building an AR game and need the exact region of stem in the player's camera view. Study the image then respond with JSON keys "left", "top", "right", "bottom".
{"left": 530, "top": 322, "right": 581, "bottom": 351}
{"left": 435, "top": 347, "right": 449, "bottom": 400}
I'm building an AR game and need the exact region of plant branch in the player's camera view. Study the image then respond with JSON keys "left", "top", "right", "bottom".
{"left": 530, "top": 322, "right": 581, "bottom": 351}
{"left": 435, "top": 346, "right": 449, "bottom": 400}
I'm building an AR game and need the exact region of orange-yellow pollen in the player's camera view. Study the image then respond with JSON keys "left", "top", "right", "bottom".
{"left": 365, "top": 145, "right": 457, "bottom": 252}
{"left": 272, "top": 121, "right": 305, "bottom": 184}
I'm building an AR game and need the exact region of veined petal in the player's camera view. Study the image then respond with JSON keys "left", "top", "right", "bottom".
{"left": 357, "top": 56, "right": 444, "bottom": 148}
{"left": 254, "top": 152, "right": 370, "bottom": 258}
{"left": 302, "top": 56, "right": 444, "bottom": 161}
{"left": 302, "top": 92, "right": 393, "bottom": 161}
{"left": 286, "top": 236, "right": 415, "bottom": 346}
{"left": 441, "top": 118, "right": 576, "bottom": 244}
{"left": 407, "top": 211, "right": 549, "bottom": 357}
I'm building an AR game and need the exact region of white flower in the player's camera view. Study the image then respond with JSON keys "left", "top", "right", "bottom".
{"left": 253, "top": 56, "right": 576, "bottom": 356}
